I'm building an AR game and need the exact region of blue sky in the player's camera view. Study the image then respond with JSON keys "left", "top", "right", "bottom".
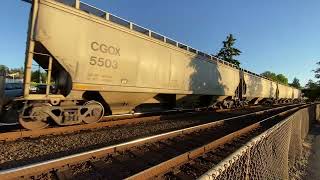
{"left": 1, "top": 0, "right": 319, "bottom": 86}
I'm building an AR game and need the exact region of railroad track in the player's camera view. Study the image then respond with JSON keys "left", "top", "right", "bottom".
{"left": 0, "top": 109, "right": 200, "bottom": 141}
{"left": 0, "top": 103, "right": 304, "bottom": 179}
{"left": 0, "top": 105, "right": 283, "bottom": 142}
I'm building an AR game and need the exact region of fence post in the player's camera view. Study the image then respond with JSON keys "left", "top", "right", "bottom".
{"left": 0, "top": 70, "right": 5, "bottom": 115}
{"left": 75, "top": 0, "right": 80, "bottom": 9}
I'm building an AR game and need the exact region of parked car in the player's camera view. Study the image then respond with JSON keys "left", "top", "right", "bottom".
{"left": 35, "top": 84, "right": 58, "bottom": 94}
{"left": 4, "top": 83, "right": 23, "bottom": 97}
{"left": 29, "top": 85, "right": 38, "bottom": 93}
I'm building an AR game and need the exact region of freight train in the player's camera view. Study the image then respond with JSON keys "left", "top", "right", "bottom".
{"left": 14, "top": 0, "right": 300, "bottom": 130}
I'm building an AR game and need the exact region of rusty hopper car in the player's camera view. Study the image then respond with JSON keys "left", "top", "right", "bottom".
{"left": 18, "top": 0, "right": 301, "bottom": 130}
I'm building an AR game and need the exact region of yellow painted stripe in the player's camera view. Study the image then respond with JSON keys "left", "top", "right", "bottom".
{"left": 73, "top": 83, "right": 102, "bottom": 90}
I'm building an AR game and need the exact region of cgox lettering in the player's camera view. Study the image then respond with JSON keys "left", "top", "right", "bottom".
{"left": 91, "top": 42, "right": 120, "bottom": 56}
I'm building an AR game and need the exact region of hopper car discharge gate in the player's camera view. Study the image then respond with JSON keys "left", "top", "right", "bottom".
{"left": 16, "top": 0, "right": 301, "bottom": 130}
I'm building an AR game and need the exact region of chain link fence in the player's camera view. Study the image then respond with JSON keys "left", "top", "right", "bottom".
{"left": 199, "top": 104, "right": 319, "bottom": 180}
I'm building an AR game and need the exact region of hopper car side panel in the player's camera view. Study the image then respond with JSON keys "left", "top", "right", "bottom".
{"left": 243, "top": 73, "right": 278, "bottom": 103}
{"left": 288, "top": 87, "right": 293, "bottom": 99}
{"left": 278, "top": 84, "right": 288, "bottom": 99}
{"left": 216, "top": 64, "right": 240, "bottom": 96}
{"left": 183, "top": 57, "right": 240, "bottom": 96}
{"left": 262, "top": 78, "right": 277, "bottom": 98}
{"left": 169, "top": 52, "right": 186, "bottom": 91}
{"left": 35, "top": 0, "right": 239, "bottom": 97}
{"left": 243, "top": 73, "right": 263, "bottom": 99}
{"left": 287, "top": 86, "right": 293, "bottom": 99}
{"left": 244, "top": 73, "right": 262, "bottom": 99}
{"left": 293, "top": 88, "right": 300, "bottom": 99}
{"left": 259, "top": 77, "right": 277, "bottom": 98}
{"left": 270, "top": 81, "right": 278, "bottom": 98}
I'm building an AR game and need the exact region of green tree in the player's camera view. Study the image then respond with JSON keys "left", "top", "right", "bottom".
{"left": 0, "top": 64, "right": 8, "bottom": 73}
{"left": 276, "top": 74, "right": 288, "bottom": 84}
{"left": 304, "top": 79, "right": 320, "bottom": 101}
{"left": 303, "top": 61, "right": 320, "bottom": 101}
{"left": 289, "top": 77, "right": 301, "bottom": 89}
{"left": 216, "top": 34, "right": 242, "bottom": 67}
{"left": 261, "top": 71, "right": 277, "bottom": 81}
{"left": 305, "top": 79, "right": 318, "bottom": 89}
{"left": 31, "top": 70, "right": 47, "bottom": 83}
{"left": 260, "top": 71, "right": 288, "bottom": 84}
{"left": 313, "top": 61, "right": 320, "bottom": 81}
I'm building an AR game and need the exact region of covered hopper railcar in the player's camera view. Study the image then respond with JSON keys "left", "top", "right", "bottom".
{"left": 18, "top": 0, "right": 301, "bottom": 130}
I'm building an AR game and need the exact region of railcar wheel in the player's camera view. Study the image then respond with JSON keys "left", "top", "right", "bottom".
{"left": 19, "top": 103, "right": 51, "bottom": 130}
{"left": 79, "top": 101, "right": 104, "bottom": 124}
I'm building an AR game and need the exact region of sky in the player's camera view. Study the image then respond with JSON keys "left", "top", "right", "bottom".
{"left": 1, "top": 0, "right": 319, "bottom": 86}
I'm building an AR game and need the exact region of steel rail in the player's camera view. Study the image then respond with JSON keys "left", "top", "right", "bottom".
{"left": 0, "top": 104, "right": 301, "bottom": 179}
{"left": 126, "top": 104, "right": 306, "bottom": 179}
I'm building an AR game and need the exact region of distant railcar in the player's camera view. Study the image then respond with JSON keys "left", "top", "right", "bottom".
{"left": 17, "top": 0, "right": 301, "bottom": 130}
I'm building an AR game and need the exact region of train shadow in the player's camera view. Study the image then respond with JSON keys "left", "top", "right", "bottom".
{"left": 176, "top": 55, "right": 227, "bottom": 108}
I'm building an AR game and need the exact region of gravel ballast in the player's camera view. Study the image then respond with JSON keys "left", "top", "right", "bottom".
{"left": 0, "top": 107, "right": 273, "bottom": 170}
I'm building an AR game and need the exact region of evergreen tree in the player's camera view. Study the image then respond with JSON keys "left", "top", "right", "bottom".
{"left": 305, "top": 79, "right": 318, "bottom": 89}
{"left": 217, "top": 34, "right": 242, "bottom": 67}
{"left": 289, "top": 77, "right": 301, "bottom": 89}
{"left": 314, "top": 61, "right": 320, "bottom": 82}
{"left": 304, "top": 61, "right": 320, "bottom": 100}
